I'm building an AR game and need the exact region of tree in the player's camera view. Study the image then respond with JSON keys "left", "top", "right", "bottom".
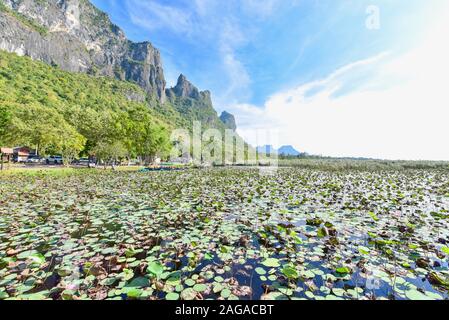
{"left": 135, "top": 123, "right": 171, "bottom": 165}
{"left": 9, "top": 104, "right": 86, "bottom": 161}
{"left": 58, "top": 128, "right": 86, "bottom": 166}
{"left": 125, "top": 106, "right": 171, "bottom": 165}
{"left": 10, "top": 104, "right": 64, "bottom": 155}
{"left": 0, "top": 50, "right": 178, "bottom": 167}
{"left": 0, "top": 105, "right": 12, "bottom": 146}
{"left": 0, "top": 105, "right": 11, "bottom": 170}
{"left": 68, "top": 108, "right": 120, "bottom": 149}
{"left": 93, "top": 141, "right": 128, "bottom": 170}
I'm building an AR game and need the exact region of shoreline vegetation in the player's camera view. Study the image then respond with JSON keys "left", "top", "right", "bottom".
{"left": 1, "top": 158, "right": 449, "bottom": 177}
{"left": 276, "top": 158, "right": 449, "bottom": 171}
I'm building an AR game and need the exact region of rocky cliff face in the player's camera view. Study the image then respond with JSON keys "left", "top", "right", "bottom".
{"left": 168, "top": 74, "right": 200, "bottom": 100}
{"left": 219, "top": 111, "right": 237, "bottom": 131}
{"left": 0, "top": 0, "right": 166, "bottom": 101}
{"left": 165, "top": 75, "right": 238, "bottom": 131}
{"left": 0, "top": 0, "right": 241, "bottom": 134}
{"left": 165, "top": 74, "right": 224, "bottom": 129}
{"left": 166, "top": 74, "right": 212, "bottom": 104}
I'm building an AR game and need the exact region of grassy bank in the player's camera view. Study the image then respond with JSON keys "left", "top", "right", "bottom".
{"left": 277, "top": 158, "right": 449, "bottom": 171}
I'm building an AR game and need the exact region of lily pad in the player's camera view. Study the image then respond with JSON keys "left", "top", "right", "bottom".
{"left": 148, "top": 261, "right": 164, "bottom": 277}
{"left": 193, "top": 284, "right": 207, "bottom": 292}
{"left": 262, "top": 258, "right": 280, "bottom": 268}
{"left": 165, "top": 292, "right": 180, "bottom": 300}
{"left": 181, "top": 288, "right": 197, "bottom": 300}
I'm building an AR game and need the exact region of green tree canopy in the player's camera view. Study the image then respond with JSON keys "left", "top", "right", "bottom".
{"left": 0, "top": 104, "right": 12, "bottom": 146}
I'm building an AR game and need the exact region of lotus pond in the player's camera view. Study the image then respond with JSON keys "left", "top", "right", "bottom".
{"left": 0, "top": 167, "right": 448, "bottom": 300}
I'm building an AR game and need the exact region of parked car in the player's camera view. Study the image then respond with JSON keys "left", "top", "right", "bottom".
{"left": 74, "top": 158, "right": 96, "bottom": 167}
{"left": 45, "top": 156, "right": 63, "bottom": 165}
{"left": 27, "top": 156, "right": 43, "bottom": 164}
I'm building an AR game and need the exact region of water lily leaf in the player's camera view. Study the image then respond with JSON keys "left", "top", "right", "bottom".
{"left": 148, "top": 261, "right": 164, "bottom": 277}
{"left": 317, "top": 228, "right": 327, "bottom": 238}
{"left": 18, "top": 291, "right": 50, "bottom": 300}
{"left": 261, "top": 292, "right": 289, "bottom": 300}
{"left": 166, "top": 292, "right": 180, "bottom": 300}
{"left": 405, "top": 289, "right": 434, "bottom": 301}
{"left": 101, "top": 248, "right": 116, "bottom": 255}
{"left": 255, "top": 267, "right": 266, "bottom": 275}
{"left": 268, "top": 275, "right": 277, "bottom": 281}
{"left": 125, "top": 277, "right": 150, "bottom": 288}
{"left": 262, "top": 258, "right": 280, "bottom": 268}
{"left": 193, "top": 284, "right": 207, "bottom": 292}
{"left": 121, "top": 268, "right": 134, "bottom": 281}
{"left": 326, "top": 295, "right": 344, "bottom": 300}
{"left": 125, "top": 288, "right": 143, "bottom": 299}
{"left": 213, "top": 283, "right": 224, "bottom": 293}
{"left": 181, "top": 288, "right": 197, "bottom": 300}
{"left": 185, "top": 279, "right": 196, "bottom": 287}
{"left": 305, "top": 291, "right": 315, "bottom": 299}
{"left": 336, "top": 267, "right": 351, "bottom": 275}
{"left": 221, "top": 288, "right": 232, "bottom": 299}
{"left": 100, "top": 277, "right": 118, "bottom": 286}
{"left": 17, "top": 250, "right": 38, "bottom": 260}
{"left": 0, "top": 291, "right": 10, "bottom": 299}
{"left": 281, "top": 265, "right": 299, "bottom": 279}
{"left": 204, "top": 252, "right": 214, "bottom": 260}
{"left": 28, "top": 253, "right": 46, "bottom": 265}
{"left": 332, "top": 288, "right": 345, "bottom": 297}
{"left": 358, "top": 246, "right": 370, "bottom": 255}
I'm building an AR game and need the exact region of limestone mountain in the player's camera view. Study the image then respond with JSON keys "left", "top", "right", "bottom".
{"left": 165, "top": 74, "right": 227, "bottom": 131}
{"left": 0, "top": 0, "right": 166, "bottom": 101}
{"left": 0, "top": 0, "right": 240, "bottom": 134}
{"left": 277, "top": 145, "right": 301, "bottom": 156}
{"left": 167, "top": 74, "right": 201, "bottom": 101}
{"left": 219, "top": 111, "right": 237, "bottom": 132}
{"left": 256, "top": 145, "right": 301, "bottom": 156}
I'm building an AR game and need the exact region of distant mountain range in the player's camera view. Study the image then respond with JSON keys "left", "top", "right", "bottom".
{"left": 256, "top": 145, "right": 301, "bottom": 156}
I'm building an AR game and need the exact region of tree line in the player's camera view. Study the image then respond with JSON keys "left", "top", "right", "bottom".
{"left": 0, "top": 51, "right": 171, "bottom": 166}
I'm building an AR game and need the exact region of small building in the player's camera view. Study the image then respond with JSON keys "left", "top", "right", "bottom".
{"left": 0, "top": 147, "right": 13, "bottom": 170}
{"left": 13, "top": 147, "right": 36, "bottom": 163}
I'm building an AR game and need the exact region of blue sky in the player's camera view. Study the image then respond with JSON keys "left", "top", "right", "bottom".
{"left": 92, "top": 0, "right": 430, "bottom": 106}
{"left": 91, "top": 0, "right": 449, "bottom": 160}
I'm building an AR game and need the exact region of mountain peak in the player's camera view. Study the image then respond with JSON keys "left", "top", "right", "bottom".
{"left": 256, "top": 145, "right": 301, "bottom": 156}
{"left": 170, "top": 73, "right": 200, "bottom": 99}
{"left": 177, "top": 73, "right": 188, "bottom": 83}
{"left": 166, "top": 74, "right": 214, "bottom": 103}
{"left": 278, "top": 145, "right": 301, "bottom": 156}
{"left": 220, "top": 111, "right": 237, "bottom": 131}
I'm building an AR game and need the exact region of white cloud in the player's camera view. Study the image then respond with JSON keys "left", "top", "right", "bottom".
{"left": 124, "top": 0, "right": 254, "bottom": 102}
{"left": 231, "top": 4, "right": 449, "bottom": 160}
{"left": 240, "top": 0, "right": 283, "bottom": 19}
{"left": 125, "top": 1, "right": 193, "bottom": 35}
{"left": 217, "top": 20, "right": 252, "bottom": 104}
